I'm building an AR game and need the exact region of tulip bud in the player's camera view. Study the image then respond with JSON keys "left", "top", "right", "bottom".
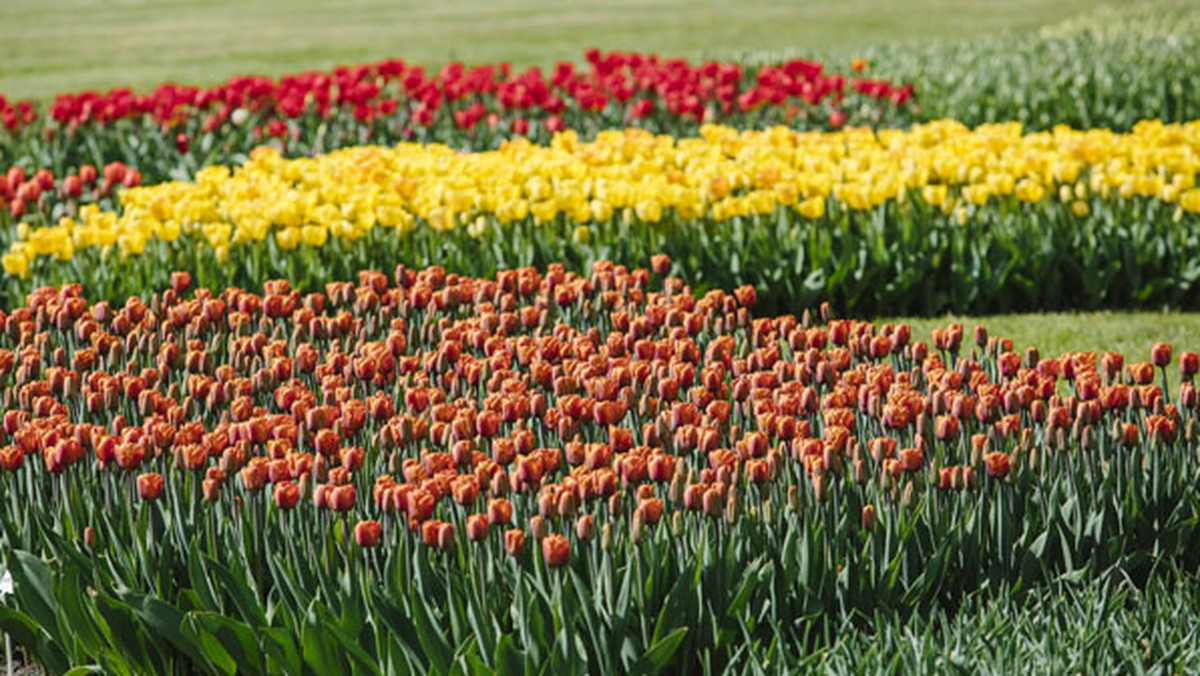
{"left": 83, "top": 526, "right": 97, "bottom": 549}
{"left": 724, "top": 488, "right": 740, "bottom": 524}
{"left": 630, "top": 511, "right": 644, "bottom": 544}
{"left": 861, "top": 504, "right": 877, "bottom": 531}
{"left": 608, "top": 490, "right": 625, "bottom": 517}
{"left": 812, "top": 474, "right": 827, "bottom": 502}
{"left": 900, "top": 481, "right": 915, "bottom": 509}
{"left": 541, "top": 534, "right": 570, "bottom": 568}
{"left": 576, "top": 514, "right": 595, "bottom": 542}
{"left": 436, "top": 522, "right": 455, "bottom": 550}
{"left": 787, "top": 485, "right": 800, "bottom": 512}
{"left": 671, "top": 511, "right": 685, "bottom": 537}
{"left": 529, "top": 515, "right": 548, "bottom": 541}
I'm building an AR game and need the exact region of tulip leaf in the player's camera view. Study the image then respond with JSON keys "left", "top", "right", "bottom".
{"left": 493, "top": 633, "right": 525, "bottom": 676}
{"left": 301, "top": 604, "right": 346, "bottom": 675}
{"left": 180, "top": 613, "right": 238, "bottom": 676}
{"left": 260, "top": 626, "right": 304, "bottom": 676}
{"left": 93, "top": 593, "right": 159, "bottom": 675}
{"left": 310, "top": 600, "right": 383, "bottom": 676}
{"left": 57, "top": 563, "right": 106, "bottom": 657}
{"left": 10, "top": 550, "right": 60, "bottom": 639}
{"left": 122, "top": 591, "right": 213, "bottom": 671}
{"left": 188, "top": 540, "right": 221, "bottom": 613}
{"left": 629, "top": 627, "right": 689, "bottom": 675}
{"left": 651, "top": 567, "right": 694, "bottom": 647}
{"left": 0, "top": 607, "right": 44, "bottom": 663}
{"left": 190, "top": 611, "right": 266, "bottom": 676}
{"left": 409, "top": 587, "right": 455, "bottom": 676}
{"left": 206, "top": 556, "right": 269, "bottom": 627}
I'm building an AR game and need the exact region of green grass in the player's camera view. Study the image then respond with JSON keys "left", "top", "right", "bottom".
{"left": 884, "top": 311, "right": 1200, "bottom": 358}
{"left": 0, "top": 0, "right": 1104, "bottom": 100}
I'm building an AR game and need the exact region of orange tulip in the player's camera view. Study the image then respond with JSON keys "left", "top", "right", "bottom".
{"left": 466, "top": 514, "right": 490, "bottom": 542}
{"left": 983, "top": 452, "right": 1011, "bottom": 479}
{"left": 274, "top": 481, "right": 301, "bottom": 510}
{"left": 354, "top": 520, "right": 383, "bottom": 548}
{"left": 137, "top": 472, "right": 164, "bottom": 501}
{"left": 541, "top": 534, "right": 570, "bottom": 568}
{"left": 504, "top": 528, "right": 526, "bottom": 557}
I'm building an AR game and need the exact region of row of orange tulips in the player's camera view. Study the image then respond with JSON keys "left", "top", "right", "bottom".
{"left": 1, "top": 258, "right": 1199, "bottom": 674}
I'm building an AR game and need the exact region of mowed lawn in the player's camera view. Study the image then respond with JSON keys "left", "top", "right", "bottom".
{"left": 1, "top": 0, "right": 1104, "bottom": 100}
{"left": 880, "top": 312, "right": 1200, "bottom": 359}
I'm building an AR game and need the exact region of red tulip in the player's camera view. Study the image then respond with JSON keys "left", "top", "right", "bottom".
{"left": 1181, "top": 352, "right": 1199, "bottom": 379}
{"left": 1152, "top": 343, "right": 1173, "bottom": 368}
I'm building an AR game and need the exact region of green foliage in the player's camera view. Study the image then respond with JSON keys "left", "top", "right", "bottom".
{"left": 751, "top": 4, "right": 1200, "bottom": 131}
{"left": 6, "top": 195, "right": 1200, "bottom": 316}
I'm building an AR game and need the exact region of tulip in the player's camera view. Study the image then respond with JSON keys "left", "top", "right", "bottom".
{"left": 354, "top": 520, "right": 383, "bottom": 548}
{"left": 504, "top": 529, "right": 526, "bottom": 557}
{"left": 983, "top": 452, "right": 1011, "bottom": 479}
{"left": 1182, "top": 352, "right": 1200, "bottom": 379}
{"left": 488, "top": 498, "right": 514, "bottom": 526}
{"left": 576, "top": 514, "right": 595, "bottom": 541}
{"left": 274, "top": 481, "right": 301, "bottom": 510}
{"left": 137, "top": 473, "right": 164, "bottom": 501}
{"left": 540, "top": 534, "right": 570, "bottom": 568}
{"left": 466, "top": 514, "right": 490, "bottom": 542}
{"left": 1152, "top": 343, "right": 1173, "bottom": 368}
{"left": 330, "top": 484, "right": 356, "bottom": 512}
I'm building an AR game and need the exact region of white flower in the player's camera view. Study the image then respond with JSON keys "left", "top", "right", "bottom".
{"left": 0, "top": 570, "right": 11, "bottom": 598}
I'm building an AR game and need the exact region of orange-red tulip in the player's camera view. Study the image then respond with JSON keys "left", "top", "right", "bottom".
{"left": 541, "top": 534, "right": 570, "bottom": 568}
{"left": 137, "top": 472, "right": 164, "bottom": 501}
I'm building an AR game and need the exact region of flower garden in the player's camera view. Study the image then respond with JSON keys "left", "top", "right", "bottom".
{"left": 2, "top": 2, "right": 1200, "bottom": 674}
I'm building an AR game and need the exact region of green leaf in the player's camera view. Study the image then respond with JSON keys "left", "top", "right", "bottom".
{"left": 122, "top": 591, "right": 213, "bottom": 671}
{"left": 260, "top": 626, "right": 304, "bottom": 676}
{"left": 493, "top": 634, "right": 524, "bottom": 676}
{"left": 629, "top": 627, "right": 689, "bottom": 675}
{"left": 10, "top": 550, "right": 60, "bottom": 638}
{"left": 409, "top": 587, "right": 455, "bottom": 676}
{"left": 206, "top": 556, "right": 269, "bottom": 627}
{"left": 57, "top": 563, "right": 106, "bottom": 657}
{"left": 94, "top": 593, "right": 159, "bottom": 675}
{"left": 301, "top": 604, "right": 347, "bottom": 675}
{"left": 310, "top": 600, "right": 383, "bottom": 676}
{"left": 180, "top": 614, "right": 238, "bottom": 676}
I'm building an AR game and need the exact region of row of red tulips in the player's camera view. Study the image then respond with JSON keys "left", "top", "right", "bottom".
{"left": 0, "top": 50, "right": 915, "bottom": 186}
